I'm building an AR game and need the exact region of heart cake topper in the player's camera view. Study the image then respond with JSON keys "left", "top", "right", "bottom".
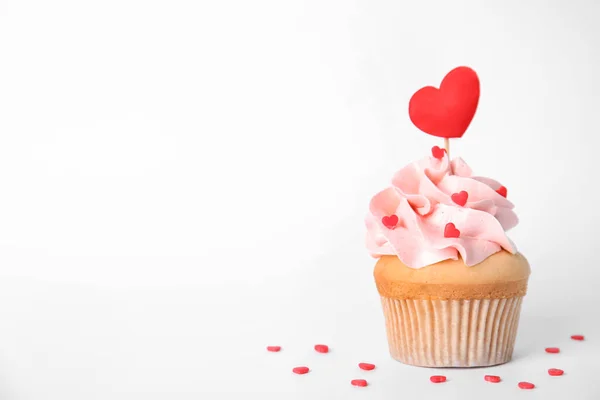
{"left": 409, "top": 66, "right": 480, "bottom": 139}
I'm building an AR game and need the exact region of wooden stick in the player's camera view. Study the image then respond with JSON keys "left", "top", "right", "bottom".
{"left": 444, "top": 138, "right": 452, "bottom": 174}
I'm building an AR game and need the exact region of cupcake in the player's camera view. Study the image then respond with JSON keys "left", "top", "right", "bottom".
{"left": 365, "top": 66, "right": 530, "bottom": 367}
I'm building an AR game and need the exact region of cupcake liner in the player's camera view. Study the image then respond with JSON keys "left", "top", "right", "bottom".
{"left": 380, "top": 296, "right": 523, "bottom": 367}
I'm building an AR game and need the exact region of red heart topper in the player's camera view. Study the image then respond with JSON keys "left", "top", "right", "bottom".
{"left": 409, "top": 66, "right": 480, "bottom": 138}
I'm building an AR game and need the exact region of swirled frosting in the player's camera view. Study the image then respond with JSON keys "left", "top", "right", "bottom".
{"left": 365, "top": 152, "right": 518, "bottom": 268}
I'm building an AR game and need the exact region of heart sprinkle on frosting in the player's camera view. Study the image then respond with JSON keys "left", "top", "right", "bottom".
{"left": 431, "top": 146, "right": 446, "bottom": 159}
{"left": 451, "top": 191, "right": 468, "bottom": 207}
{"left": 496, "top": 186, "right": 507, "bottom": 198}
{"left": 444, "top": 223, "right": 460, "bottom": 238}
{"left": 381, "top": 215, "right": 399, "bottom": 229}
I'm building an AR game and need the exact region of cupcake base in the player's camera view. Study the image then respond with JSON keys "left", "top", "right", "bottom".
{"left": 381, "top": 296, "right": 523, "bottom": 367}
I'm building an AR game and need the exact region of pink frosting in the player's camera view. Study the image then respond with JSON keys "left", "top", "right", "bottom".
{"left": 365, "top": 153, "right": 518, "bottom": 268}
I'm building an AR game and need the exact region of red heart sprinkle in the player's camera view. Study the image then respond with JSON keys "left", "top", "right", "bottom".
{"left": 451, "top": 191, "right": 468, "bottom": 207}
{"left": 430, "top": 375, "right": 446, "bottom": 383}
{"left": 518, "top": 382, "right": 535, "bottom": 390}
{"left": 548, "top": 368, "right": 564, "bottom": 376}
{"left": 571, "top": 334, "right": 585, "bottom": 341}
{"left": 431, "top": 146, "right": 446, "bottom": 159}
{"left": 545, "top": 347, "right": 560, "bottom": 353}
{"left": 358, "top": 363, "right": 376, "bottom": 371}
{"left": 496, "top": 186, "right": 507, "bottom": 198}
{"left": 409, "top": 66, "right": 480, "bottom": 139}
{"left": 484, "top": 375, "right": 501, "bottom": 383}
{"left": 351, "top": 379, "right": 368, "bottom": 387}
{"left": 444, "top": 223, "right": 460, "bottom": 238}
{"left": 293, "top": 366, "right": 309, "bottom": 375}
{"left": 381, "top": 215, "right": 399, "bottom": 229}
{"left": 266, "top": 346, "right": 281, "bottom": 352}
{"left": 314, "top": 344, "right": 329, "bottom": 353}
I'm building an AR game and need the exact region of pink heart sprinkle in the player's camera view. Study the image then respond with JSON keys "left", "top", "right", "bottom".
{"left": 314, "top": 344, "right": 329, "bottom": 353}
{"left": 293, "top": 366, "right": 309, "bottom": 375}
{"left": 430, "top": 375, "right": 446, "bottom": 383}
{"left": 451, "top": 191, "right": 468, "bottom": 207}
{"left": 351, "top": 379, "right": 368, "bottom": 387}
{"left": 484, "top": 375, "right": 501, "bottom": 383}
{"left": 496, "top": 186, "right": 507, "bottom": 198}
{"left": 381, "top": 215, "right": 399, "bottom": 229}
{"left": 548, "top": 368, "right": 564, "bottom": 376}
{"left": 518, "top": 382, "right": 535, "bottom": 389}
{"left": 444, "top": 223, "right": 460, "bottom": 238}
{"left": 358, "top": 363, "right": 376, "bottom": 371}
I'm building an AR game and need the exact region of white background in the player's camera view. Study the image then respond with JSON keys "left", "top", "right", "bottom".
{"left": 1, "top": 0, "right": 599, "bottom": 399}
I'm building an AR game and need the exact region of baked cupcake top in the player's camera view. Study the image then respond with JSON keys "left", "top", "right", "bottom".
{"left": 365, "top": 66, "right": 519, "bottom": 269}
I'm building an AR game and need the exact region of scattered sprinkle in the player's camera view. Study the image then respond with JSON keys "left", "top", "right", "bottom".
{"left": 266, "top": 346, "right": 281, "bottom": 352}
{"left": 430, "top": 375, "right": 447, "bottom": 383}
{"left": 292, "top": 366, "right": 310, "bottom": 375}
{"left": 358, "top": 363, "right": 376, "bottom": 371}
{"left": 484, "top": 375, "right": 501, "bottom": 383}
{"left": 571, "top": 335, "right": 585, "bottom": 341}
{"left": 545, "top": 347, "right": 560, "bottom": 353}
{"left": 351, "top": 379, "right": 368, "bottom": 387}
{"left": 518, "top": 382, "right": 535, "bottom": 390}
{"left": 314, "top": 344, "right": 329, "bottom": 354}
{"left": 548, "top": 368, "right": 564, "bottom": 376}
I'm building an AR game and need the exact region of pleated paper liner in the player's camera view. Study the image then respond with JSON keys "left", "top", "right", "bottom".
{"left": 381, "top": 296, "right": 523, "bottom": 367}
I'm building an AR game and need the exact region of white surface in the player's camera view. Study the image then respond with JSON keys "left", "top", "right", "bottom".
{"left": 1, "top": 0, "right": 599, "bottom": 398}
